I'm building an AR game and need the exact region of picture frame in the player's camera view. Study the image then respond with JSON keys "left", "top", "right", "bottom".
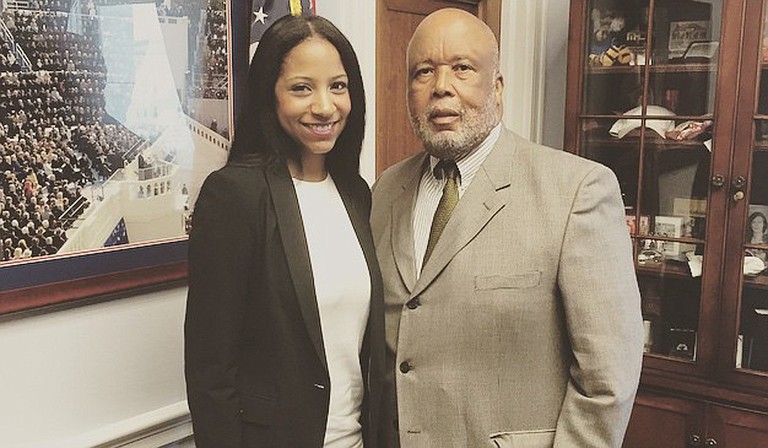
{"left": 668, "top": 20, "right": 711, "bottom": 60}
{"left": 667, "top": 327, "right": 697, "bottom": 360}
{"left": 672, "top": 197, "right": 706, "bottom": 255}
{"left": 624, "top": 213, "right": 650, "bottom": 235}
{"left": 653, "top": 215, "right": 685, "bottom": 257}
{"left": 0, "top": 0, "right": 244, "bottom": 316}
{"left": 745, "top": 204, "right": 768, "bottom": 263}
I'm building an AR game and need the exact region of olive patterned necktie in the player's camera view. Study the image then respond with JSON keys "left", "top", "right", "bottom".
{"left": 423, "top": 159, "right": 459, "bottom": 267}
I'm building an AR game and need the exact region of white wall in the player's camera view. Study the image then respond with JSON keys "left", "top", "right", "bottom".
{"left": 317, "top": 2, "right": 378, "bottom": 185}
{"left": 0, "top": 287, "right": 190, "bottom": 447}
{"left": 0, "top": 1, "right": 573, "bottom": 446}
{"left": 541, "top": 0, "right": 571, "bottom": 150}
{"left": 500, "top": 0, "right": 570, "bottom": 148}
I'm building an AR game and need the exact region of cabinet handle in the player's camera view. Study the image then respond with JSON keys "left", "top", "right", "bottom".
{"left": 705, "top": 438, "right": 718, "bottom": 447}
{"left": 689, "top": 434, "right": 702, "bottom": 446}
{"left": 710, "top": 174, "right": 725, "bottom": 188}
{"left": 731, "top": 175, "right": 746, "bottom": 202}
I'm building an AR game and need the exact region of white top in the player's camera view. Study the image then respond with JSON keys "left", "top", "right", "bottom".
{"left": 412, "top": 124, "right": 502, "bottom": 273}
{"left": 293, "top": 175, "right": 370, "bottom": 448}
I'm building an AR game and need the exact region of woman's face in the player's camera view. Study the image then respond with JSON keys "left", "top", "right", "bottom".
{"left": 752, "top": 214, "right": 767, "bottom": 234}
{"left": 274, "top": 37, "right": 351, "bottom": 161}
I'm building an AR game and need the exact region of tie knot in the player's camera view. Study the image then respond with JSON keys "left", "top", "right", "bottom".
{"left": 434, "top": 159, "right": 459, "bottom": 181}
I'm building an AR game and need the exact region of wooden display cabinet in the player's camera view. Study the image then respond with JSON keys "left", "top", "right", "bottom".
{"left": 565, "top": 0, "right": 768, "bottom": 446}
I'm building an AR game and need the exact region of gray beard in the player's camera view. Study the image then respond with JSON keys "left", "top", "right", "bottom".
{"left": 410, "top": 94, "right": 498, "bottom": 160}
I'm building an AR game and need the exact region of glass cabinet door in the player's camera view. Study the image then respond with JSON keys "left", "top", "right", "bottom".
{"left": 578, "top": 0, "right": 723, "bottom": 365}
{"left": 734, "top": 2, "right": 768, "bottom": 374}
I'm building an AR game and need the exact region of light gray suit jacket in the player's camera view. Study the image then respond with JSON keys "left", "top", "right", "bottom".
{"left": 371, "top": 129, "right": 644, "bottom": 448}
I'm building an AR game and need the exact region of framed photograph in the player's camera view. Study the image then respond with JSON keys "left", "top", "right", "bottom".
{"left": 746, "top": 204, "right": 768, "bottom": 263}
{"left": 672, "top": 197, "right": 706, "bottom": 256}
{"left": 668, "top": 328, "right": 697, "bottom": 360}
{"left": 668, "top": 21, "right": 710, "bottom": 59}
{"left": 653, "top": 215, "right": 685, "bottom": 257}
{"left": 625, "top": 214, "right": 636, "bottom": 234}
{"left": 0, "top": 0, "right": 240, "bottom": 315}
{"left": 625, "top": 213, "right": 650, "bottom": 236}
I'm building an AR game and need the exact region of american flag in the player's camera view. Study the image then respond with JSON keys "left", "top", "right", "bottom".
{"left": 250, "top": 0, "right": 316, "bottom": 44}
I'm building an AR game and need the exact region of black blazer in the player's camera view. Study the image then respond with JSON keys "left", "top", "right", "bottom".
{"left": 185, "top": 158, "right": 385, "bottom": 448}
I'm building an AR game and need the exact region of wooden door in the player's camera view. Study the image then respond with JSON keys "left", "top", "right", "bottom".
{"left": 707, "top": 404, "right": 768, "bottom": 447}
{"left": 375, "top": 0, "right": 501, "bottom": 175}
{"left": 623, "top": 392, "right": 704, "bottom": 448}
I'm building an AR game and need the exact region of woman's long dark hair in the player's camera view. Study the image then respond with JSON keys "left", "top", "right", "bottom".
{"left": 746, "top": 211, "right": 768, "bottom": 242}
{"left": 228, "top": 14, "right": 365, "bottom": 180}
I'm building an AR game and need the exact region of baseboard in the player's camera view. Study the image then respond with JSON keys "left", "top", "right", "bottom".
{"left": 41, "top": 401, "right": 193, "bottom": 448}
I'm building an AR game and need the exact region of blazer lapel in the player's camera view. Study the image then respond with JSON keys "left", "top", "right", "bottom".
{"left": 413, "top": 131, "right": 516, "bottom": 297}
{"left": 390, "top": 154, "right": 427, "bottom": 294}
{"left": 265, "top": 167, "right": 327, "bottom": 371}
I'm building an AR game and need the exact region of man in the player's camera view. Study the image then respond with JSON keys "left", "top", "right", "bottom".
{"left": 371, "top": 8, "right": 644, "bottom": 448}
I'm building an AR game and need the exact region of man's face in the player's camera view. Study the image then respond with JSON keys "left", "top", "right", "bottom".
{"left": 407, "top": 17, "right": 502, "bottom": 160}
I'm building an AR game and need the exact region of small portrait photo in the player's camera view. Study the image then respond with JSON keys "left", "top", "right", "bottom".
{"left": 745, "top": 204, "right": 768, "bottom": 263}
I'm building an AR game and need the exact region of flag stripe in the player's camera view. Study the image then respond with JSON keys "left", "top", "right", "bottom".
{"left": 290, "top": 0, "right": 302, "bottom": 15}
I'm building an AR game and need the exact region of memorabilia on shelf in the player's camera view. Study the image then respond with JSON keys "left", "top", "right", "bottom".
{"left": 668, "top": 328, "right": 697, "bottom": 360}
{"left": 745, "top": 204, "right": 768, "bottom": 267}
{"left": 668, "top": 20, "right": 711, "bottom": 60}
{"left": 682, "top": 41, "right": 719, "bottom": 61}
{"left": 609, "top": 105, "right": 676, "bottom": 139}
{"left": 673, "top": 197, "right": 707, "bottom": 239}
{"left": 665, "top": 120, "right": 714, "bottom": 141}
{"left": 587, "top": 7, "right": 632, "bottom": 66}
{"left": 653, "top": 215, "right": 686, "bottom": 257}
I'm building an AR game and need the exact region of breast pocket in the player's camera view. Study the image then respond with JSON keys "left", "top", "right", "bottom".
{"left": 475, "top": 271, "right": 541, "bottom": 291}
{"left": 490, "top": 429, "right": 555, "bottom": 448}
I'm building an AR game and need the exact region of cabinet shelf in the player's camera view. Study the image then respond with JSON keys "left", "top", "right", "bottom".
{"left": 636, "top": 262, "right": 768, "bottom": 289}
{"left": 587, "top": 63, "right": 715, "bottom": 75}
{"left": 745, "top": 274, "right": 768, "bottom": 290}
{"left": 582, "top": 135, "right": 710, "bottom": 150}
{"left": 637, "top": 260, "right": 694, "bottom": 279}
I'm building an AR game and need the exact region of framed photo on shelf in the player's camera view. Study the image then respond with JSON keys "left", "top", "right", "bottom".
{"left": 672, "top": 197, "right": 706, "bottom": 254}
{"left": 653, "top": 215, "right": 685, "bottom": 257}
{"left": 746, "top": 204, "right": 768, "bottom": 263}
{"left": 0, "top": 0, "right": 240, "bottom": 316}
{"left": 668, "top": 328, "right": 697, "bottom": 360}
{"left": 668, "top": 20, "right": 711, "bottom": 60}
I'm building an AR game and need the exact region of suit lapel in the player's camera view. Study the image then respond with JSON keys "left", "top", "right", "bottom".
{"left": 413, "top": 130, "right": 517, "bottom": 297}
{"left": 265, "top": 167, "right": 327, "bottom": 371}
{"left": 390, "top": 154, "right": 427, "bottom": 293}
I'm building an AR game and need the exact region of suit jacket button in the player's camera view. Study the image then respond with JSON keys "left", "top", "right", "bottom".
{"left": 406, "top": 298, "right": 420, "bottom": 309}
{"left": 399, "top": 361, "right": 412, "bottom": 373}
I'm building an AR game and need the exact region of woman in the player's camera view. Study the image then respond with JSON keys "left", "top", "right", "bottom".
{"left": 185, "top": 15, "right": 384, "bottom": 448}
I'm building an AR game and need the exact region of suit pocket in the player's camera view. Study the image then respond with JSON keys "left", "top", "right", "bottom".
{"left": 475, "top": 271, "right": 541, "bottom": 291}
{"left": 489, "top": 429, "right": 555, "bottom": 448}
{"left": 240, "top": 392, "right": 276, "bottom": 426}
